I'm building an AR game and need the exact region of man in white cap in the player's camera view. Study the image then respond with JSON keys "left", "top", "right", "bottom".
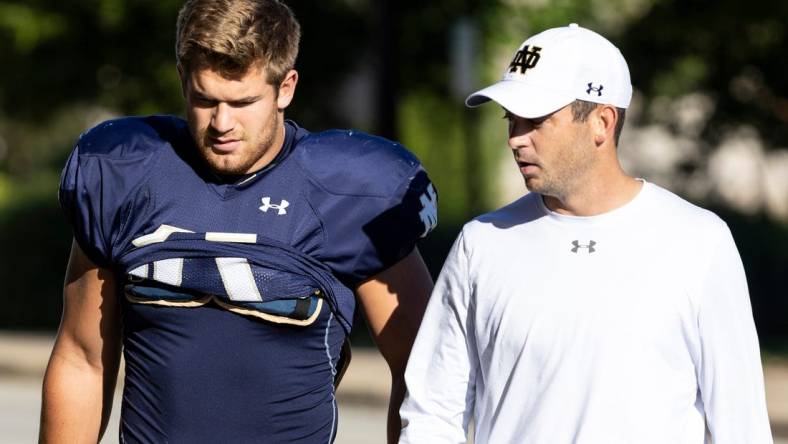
{"left": 399, "top": 24, "right": 772, "bottom": 444}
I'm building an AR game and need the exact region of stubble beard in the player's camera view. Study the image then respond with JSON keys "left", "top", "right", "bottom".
{"left": 190, "top": 123, "right": 277, "bottom": 176}
{"left": 523, "top": 170, "right": 573, "bottom": 204}
{"left": 525, "top": 135, "right": 593, "bottom": 201}
{"left": 524, "top": 173, "right": 558, "bottom": 196}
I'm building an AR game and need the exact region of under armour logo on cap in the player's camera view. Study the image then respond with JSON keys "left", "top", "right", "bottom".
{"left": 259, "top": 197, "right": 289, "bottom": 215}
{"left": 586, "top": 83, "right": 603, "bottom": 96}
{"left": 571, "top": 240, "right": 596, "bottom": 253}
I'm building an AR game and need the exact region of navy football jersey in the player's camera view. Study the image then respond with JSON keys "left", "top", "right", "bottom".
{"left": 59, "top": 116, "right": 437, "bottom": 443}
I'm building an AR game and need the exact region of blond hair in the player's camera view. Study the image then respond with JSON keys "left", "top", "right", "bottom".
{"left": 176, "top": 0, "right": 300, "bottom": 85}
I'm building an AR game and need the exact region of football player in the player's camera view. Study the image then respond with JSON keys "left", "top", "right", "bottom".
{"left": 40, "top": 1, "right": 436, "bottom": 442}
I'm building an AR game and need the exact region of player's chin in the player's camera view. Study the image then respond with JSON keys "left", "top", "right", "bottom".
{"left": 201, "top": 151, "right": 251, "bottom": 175}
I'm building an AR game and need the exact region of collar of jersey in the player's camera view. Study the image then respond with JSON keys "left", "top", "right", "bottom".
{"left": 202, "top": 120, "right": 305, "bottom": 199}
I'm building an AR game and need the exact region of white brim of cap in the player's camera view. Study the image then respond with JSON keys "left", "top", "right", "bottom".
{"left": 465, "top": 80, "right": 576, "bottom": 118}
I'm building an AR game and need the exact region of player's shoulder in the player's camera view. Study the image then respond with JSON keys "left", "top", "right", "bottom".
{"left": 76, "top": 115, "right": 187, "bottom": 158}
{"left": 292, "top": 128, "right": 423, "bottom": 197}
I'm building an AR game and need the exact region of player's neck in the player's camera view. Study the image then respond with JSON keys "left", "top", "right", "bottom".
{"left": 542, "top": 164, "right": 642, "bottom": 217}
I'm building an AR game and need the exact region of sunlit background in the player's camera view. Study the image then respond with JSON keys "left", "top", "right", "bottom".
{"left": 0, "top": 0, "right": 786, "bottom": 442}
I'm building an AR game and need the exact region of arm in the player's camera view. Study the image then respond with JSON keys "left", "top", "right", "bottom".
{"left": 40, "top": 241, "right": 122, "bottom": 443}
{"left": 696, "top": 226, "right": 773, "bottom": 443}
{"left": 355, "top": 247, "right": 433, "bottom": 444}
{"left": 399, "top": 232, "right": 476, "bottom": 444}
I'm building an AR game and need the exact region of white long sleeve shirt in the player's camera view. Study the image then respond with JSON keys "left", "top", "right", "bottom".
{"left": 400, "top": 182, "right": 772, "bottom": 444}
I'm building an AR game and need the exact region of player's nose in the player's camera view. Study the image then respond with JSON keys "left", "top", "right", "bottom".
{"left": 211, "top": 102, "right": 235, "bottom": 134}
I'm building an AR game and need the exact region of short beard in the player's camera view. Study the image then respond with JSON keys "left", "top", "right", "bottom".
{"left": 190, "top": 125, "right": 276, "bottom": 176}
{"left": 525, "top": 136, "right": 593, "bottom": 200}
{"left": 523, "top": 172, "right": 574, "bottom": 204}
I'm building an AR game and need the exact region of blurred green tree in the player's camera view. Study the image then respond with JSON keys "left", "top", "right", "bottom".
{"left": 0, "top": 0, "right": 785, "bottom": 343}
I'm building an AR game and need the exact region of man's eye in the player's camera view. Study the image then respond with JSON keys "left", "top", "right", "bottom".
{"left": 194, "top": 97, "right": 216, "bottom": 107}
{"left": 529, "top": 117, "right": 547, "bottom": 127}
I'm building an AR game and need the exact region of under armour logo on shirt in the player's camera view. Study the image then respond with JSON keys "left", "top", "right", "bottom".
{"left": 571, "top": 240, "right": 596, "bottom": 253}
{"left": 419, "top": 184, "right": 438, "bottom": 238}
{"left": 259, "top": 197, "right": 289, "bottom": 215}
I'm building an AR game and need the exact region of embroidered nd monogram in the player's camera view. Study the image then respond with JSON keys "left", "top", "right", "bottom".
{"left": 508, "top": 46, "right": 542, "bottom": 75}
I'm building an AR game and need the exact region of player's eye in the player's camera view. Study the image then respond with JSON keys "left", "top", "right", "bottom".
{"left": 230, "top": 100, "right": 256, "bottom": 108}
{"left": 193, "top": 96, "right": 217, "bottom": 107}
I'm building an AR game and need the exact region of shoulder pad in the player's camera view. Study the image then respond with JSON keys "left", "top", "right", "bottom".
{"left": 77, "top": 115, "right": 188, "bottom": 158}
{"left": 61, "top": 115, "right": 187, "bottom": 267}
{"left": 293, "top": 129, "right": 422, "bottom": 197}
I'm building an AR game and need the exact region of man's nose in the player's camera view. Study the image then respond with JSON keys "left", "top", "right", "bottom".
{"left": 508, "top": 120, "right": 535, "bottom": 150}
{"left": 211, "top": 102, "right": 235, "bottom": 134}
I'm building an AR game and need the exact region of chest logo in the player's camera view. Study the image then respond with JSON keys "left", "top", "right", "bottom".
{"left": 259, "top": 197, "right": 289, "bottom": 215}
{"left": 571, "top": 240, "right": 596, "bottom": 253}
{"left": 419, "top": 184, "right": 438, "bottom": 238}
{"left": 508, "top": 45, "right": 542, "bottom": 75}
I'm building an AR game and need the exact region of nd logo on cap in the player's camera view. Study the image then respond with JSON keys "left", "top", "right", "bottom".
{"left": 508, "top": 45, "right": 543, "bottom": 75}
{"left": 465, "top": 23, "right": 632, "bottom": 119}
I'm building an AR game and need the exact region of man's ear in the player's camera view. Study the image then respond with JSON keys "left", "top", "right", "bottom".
{"left": 593, "top": 105, "right": 618, "bottom": 146}
{"left": 276, "top": 69, "right": 298, "bottom": 110}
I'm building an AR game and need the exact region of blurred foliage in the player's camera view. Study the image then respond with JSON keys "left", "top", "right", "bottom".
{"left": 0, "top": 0, "right": 785, "bottom": 343}
{"left": 619, "top": 0, "right": 788, "bottom": 148}
{"left": 483, "top": 0, "right": 788, "bottom": 148}
{"left": 713, "top": 207, "right": 788, "bottom": 342}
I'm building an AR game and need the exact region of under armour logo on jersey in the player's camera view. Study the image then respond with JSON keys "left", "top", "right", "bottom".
{"left": 508, "top": 45, "right": 542, "bottom": 75}
{"left": 586, "top": 83, "right": 603, "bottom": 96}
{"left": 418, "top": 184, "right": 438, "bottom": 238}
{"left": 259, "top": 197, "right": 289, "bottom": 215}
{"left": 571, "top": 240, "right": 596, "bottom": 253}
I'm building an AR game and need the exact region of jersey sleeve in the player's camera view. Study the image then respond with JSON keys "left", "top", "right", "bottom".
{"left": 695, "top": 223, "right": 773, "bottom": 443}
{"left": 298, "top": 130, "right": 438, "bottom": 285}
{"left": 60, "top": 142, "right": 113, "bottom": 268}
{"left": 319, "top": 166, "right": 437, "bottom": 285}
{"left": 59, "top": 120, "right": 159, "bottom": 268}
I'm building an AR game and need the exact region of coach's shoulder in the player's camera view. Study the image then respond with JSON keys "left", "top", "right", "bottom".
{"left": 644, "top": 182, "right": 732, "bottom": 247}
{"left": 648, "top": 182, "right": 724, "bottom": 224}
{"left": 467, "top": 193, "right": 541, "bottom": 232}
{"left": 76, "top": 115, "right": 187, "bottom": 158}
{"left": 293, "top": 129, "right": 423, "bottom": 197}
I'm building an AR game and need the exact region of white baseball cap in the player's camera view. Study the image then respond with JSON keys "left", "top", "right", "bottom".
{"left": 466, "top": 23, "right": 632, "bottom": 118}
